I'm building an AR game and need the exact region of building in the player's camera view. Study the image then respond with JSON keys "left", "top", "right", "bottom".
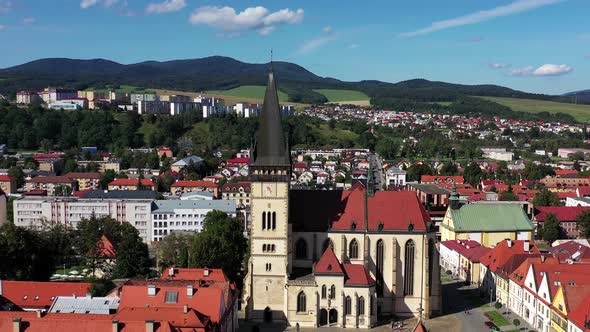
{"left": 170, "top": 180, "right": 220, "bottom": 198}
{"left": 0, "top": 189, "right": 6, "bottom": 224}
{"left": 39, "top": 87, "right": 77, "bottom": 104}
{"left": 16, "top": 91, "right": 42, "bottom": 105}
{"left": 440, "top": 194, "right": 534, "bottom": 247}
{"left": 558, "top": 148, "right": 590, "bottom": 159}
{"left": 77, "top": 160, "right": 121, "bottom": 173}
{"left": 534, "top": 206, "right": 590, "bottom": 239}
{"left": 0, "top": 280, "right": 92, "bottom": 311}
{"left": 151, "top": 200, "right": 237, "bottom": 242}
{"left": 420, "top": 175, "right": 464, "bottom": 185}
{"left": 221, "top": 181, "right": 251, "bottom": 209}
{"left": 439, "top": 240, "right": 489, "bottom": 284}
{"left": 48, "top": 98, "right": 87, "bottom": 110}
{"left": 481, "top": 147, "right": 514, "bottom": 161}
{"left": 241, "top": 67, "right": 441, "bottom": 328}
{"left": 406, "top": 183, "right": 451, "bottom": 237}
{"left": 108, "top": 178, "right": 156, "bottom": 191}
{"left": 13, "top": 191, "right": 153, "bottom": 242}
{"left": 385, "top": 168, "right": 407, "bottom": 187}
{"left": 540, "top": 176, "right": 590, "bottom": 188}
{"left": 0, "top": 174, "right": 17, "bottom": 194}
{"left": 64, "top": 172, "right": 101, "bottom": 191}
{"left": 26, "top": 176, "right": 77, "bottom": 196}
{"left": 171, "top": 156, "right": 204, "bottom": 173}
{"left": 129, "top": 93, "right": 157, "bottom": 104}
{"left": 49, "top": 295, "right": 120, "bottom": 314}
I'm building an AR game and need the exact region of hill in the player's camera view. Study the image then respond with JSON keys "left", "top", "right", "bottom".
{"left": 0, "top": 56, "right": 584, "bottom": 108}
{"left": 564, "top": 89, "right": 590, "bottom": 103}
{"left": 477, "top": 96, "right": 590, "bottom": 122}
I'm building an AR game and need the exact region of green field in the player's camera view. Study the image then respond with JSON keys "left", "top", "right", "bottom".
{"left": 314, "top": 89, "right": 370, "bottom": 102}
{"left": 311, "top": 123, "right": 359, "bottom": 147}
{"left": 207, "top": 85, "right": 289, "bottom": 102}
{"left": 484, "top": 311, "right": 511, "bottom": 327}
{"left": 85, "top": 85, "right": 151, "bottom": 94}
{"left": 477, "top": 96, "right": 590, "bottom": 122}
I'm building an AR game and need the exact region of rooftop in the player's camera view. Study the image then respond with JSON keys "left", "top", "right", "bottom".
{"left": 151, "top": 200, "right": 236, "bottom": 214}
{"left": 448, "top": 203, "right": 534, "bottom": 232}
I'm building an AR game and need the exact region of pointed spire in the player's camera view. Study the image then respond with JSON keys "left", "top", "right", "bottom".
{"left": 251, "top": 62, "right": 290, "bottom": 167}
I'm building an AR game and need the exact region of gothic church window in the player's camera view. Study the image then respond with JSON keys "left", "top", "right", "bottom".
{"left": 349, "top": 239, "right": 359, "bottom": 259}
{"left": 297, "top": 291, "right": 306, "bottom": 313}
{"left": 404, "top": 239, "right": 415, "bottom": 296}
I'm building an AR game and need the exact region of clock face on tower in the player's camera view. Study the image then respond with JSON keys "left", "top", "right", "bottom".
{"left": 263, "top": 184, "right": 274, "bottom": 196}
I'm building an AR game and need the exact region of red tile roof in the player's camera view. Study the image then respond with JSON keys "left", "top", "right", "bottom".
{"left": 343, "top": 264, "right": 375, "bottom": 286}
{"left": 479, "top": 240, "right": 540, "bottom": 273}
{"left": 420, "top": 175, "right": 464, "bottom": 184}
{"left": 535, "top": 206, "right": 590, "bottom": 222}
{"left": 555, "top": 169, "right": 579, "bottom": 177}
{"left": 161, "top": 267, "right": 229, "bottom": 283}
{"left": 170, "top": 180, "right": 218, "bottom": 188}
{"left": 550, "top": 241, "right": 590, "bottom": 260}
{"left": 64, "top": 172, "right": 101, "bottom": 179}
{"left": 220, "top": 182, "right": 251, "bottom": 193}
{"left": 577, "top": 186, "right": 590, "bottom": 197}
{"left": 292, "top": 162, "right": 308, "bottom": 169}
{"left": 0, "top": 281, "right": 91, "bottom": 309}
{"left": 96, "top": 234, "right": 116, "bottom": 258}
{"left": 0, "top": 175, "right": 15, "bottom": 182}
{"left": 226, "top": 157, "right": 249, "bottom": 164}
{"left": 30, "top": 176, "right": 76, "bottom": 184}
{"left": 108, "top": 178, "right": 155, "bottom": 187}
{"left": 568, "top": 291, "right": 590, "bottom": 330}
{"left": 315, "top": 248, "right": 344, "bottom": 275}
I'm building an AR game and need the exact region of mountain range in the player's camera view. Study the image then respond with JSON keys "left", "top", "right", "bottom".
{"left": 0, "top": 56, "right": 586, "bottom": 105}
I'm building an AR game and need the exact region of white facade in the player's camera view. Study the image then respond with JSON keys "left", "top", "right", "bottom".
{"left": 48, "top": 99, "right": 87, "bottom": 110}
{"left": 13, "top": 196, "right": 153, "bottom": 242}
{"left": 439, "top": 242, "right": 461, "bottom": 277}
{"left": 151, "top": 200, "right": 237, "bottom": 242}
{"left": 385, "top": 168, "right": 407, "bottom": 187}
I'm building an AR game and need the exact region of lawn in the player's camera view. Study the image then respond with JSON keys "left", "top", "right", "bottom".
{"left": 477, "top": 96, "right": 590, "bottom": 123}
{"left": 207, "top": 85, "right": 289, "bottom": 102}
{"left": 314, "top": 89, "right": 370, "bottom": 102}
{"left": 484, "top": 310, "right": 511, "bottom": 327}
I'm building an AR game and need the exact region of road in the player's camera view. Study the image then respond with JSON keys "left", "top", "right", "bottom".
{"left": 369, "top": 153, "right": 384, "bottom": 190}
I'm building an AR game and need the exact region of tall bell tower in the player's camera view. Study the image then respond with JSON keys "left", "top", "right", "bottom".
{"left": 243, "top": 63, "right": 291, "bottom": 323}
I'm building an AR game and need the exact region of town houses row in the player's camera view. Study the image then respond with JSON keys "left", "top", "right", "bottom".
{"left": 15, "top": 87, "right": 294, "bottom": 118}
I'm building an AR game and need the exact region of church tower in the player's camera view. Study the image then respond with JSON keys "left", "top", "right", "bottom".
{"left": 243, "top": 64, "right": 291, "bottom": 323}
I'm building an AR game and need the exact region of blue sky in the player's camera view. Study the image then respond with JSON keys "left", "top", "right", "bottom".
{"left": 0, "top": 0, "right": 588, "bottom": 94}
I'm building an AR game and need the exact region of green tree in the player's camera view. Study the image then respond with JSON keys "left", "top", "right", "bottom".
{"left": 99, "top": 169, "right": 117, "bottom": 189}
{"left": 375, "top": 137, "right": 400, "bottom": 160}
{"left": 500, "top": 185, "right": 519, "bottom": 201}
{"left": 188, "top": 211, "right": 247, "bottom": 282}
{"left": 64, "top": 159, "right": 78, "bottom": 174}
{"left": 8, "top": 166, "right": 25, "bottom": 188}
{"left": 540, "top": 213, "right": 562, "bottom": 244}
{"left": 439, "top": 162, "right": 459, "bottom": 176}
{"left": 407, "top": 163, "right": 434, "bottom": 182}
{"left": 533, "top": 188, "right": 561, "bottom": 206}
{"left": 576, "top": 210, "right": 590, "bottom": 239}
{"left": 0, "top": 223, "right": 55, "bottom": 281}
{"left": 463, "top": 162, "right": 484, "bottom": 186}
{"left": 111, "top": 223, "right": 151, "bottom": 279}
{"left": 155, "top": 233, "right": 192, "bottom": 271}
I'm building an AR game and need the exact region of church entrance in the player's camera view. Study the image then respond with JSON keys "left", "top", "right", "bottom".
{"left": 319, "top": 309, "right": 328, "bottom": 326}
{"left": 328, "top": 309, "right": 338, "bottom": 326}
{"left": 263, "top": 307, "right": 272, "bottom": 322}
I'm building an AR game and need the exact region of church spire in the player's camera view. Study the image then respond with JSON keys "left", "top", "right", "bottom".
{"left": 250, "top": 62, "right": 290, "bottom": 167}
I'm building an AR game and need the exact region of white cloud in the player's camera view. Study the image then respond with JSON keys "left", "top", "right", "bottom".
{"left": 23, "top": 17, "right": 35, "bottom": 24}
{"left": 189, "top": 6, "right": 303, "bottom": 36}
{"left": 322, "top": 26, "right": 333, "bottom": 34}
{"left": 80, "top": 0, "right": 118, "bottom": 9}
{"left": 533, "top": 64, "right": 573, "bottom": 76}
{"left": 400, "top": 0, "right": 563, "bottom": 37}
{"left": 0, "top": 0, "right": 12, "bottom": 14}
{"left": 489, "top": 63, "right": 511, "bottom": 69}
{"left": 510, "top": 64, "right": 573, "bottom": 76}
{"left": 146, "top": 0, "right": 186, "bottom": 14}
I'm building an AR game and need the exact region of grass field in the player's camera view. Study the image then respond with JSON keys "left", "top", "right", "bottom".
{"left": 154, "top": 88, "right": 309, "bottom": 108}
{"left": 207, "top": 85, "right": 289, "bottom": 102}
{"left": 477, "top": 96, "right": 590, "bottom": 122}
{"left": 314, "top": 89, "right": 370, "bottom": 103}
{"left": 311, "top": 123, "right": 359, "bottom": 147}
{"left": 484, "top": 311, "right": 511, "bottom": 327}
{"left": 85, "top": 84, "right": 152, "bottom": 94}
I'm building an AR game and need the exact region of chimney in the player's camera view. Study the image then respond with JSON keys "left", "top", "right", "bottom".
{"left": 145, "top": 320, "right": 155, "bottom": 332}
{"left": 168, "top": 267, "right": 175, "bottom": 277}
{"left": 147, "top": 285, "right": 156, "bottom": 296}
{"left": 112, "top": 320, "right": 119, "bottom": 332}
{"left": 36, "top": 311, "right": 43, "bottom": 318}
{"left": 507, "top": 239, "right": 513, "bottom": 248}
{"left": 183, "top": 304, "right": 188, "bottom": 314}
{"left": 203, "top": 268, "right": 210, "bottom": 277}
{"left": 523, "top": 240, "right": 530, "bottom": 252}
{"left": 541, "top": 255, "right": 546, "bottom": 263}
{"left": 12, "top": 318, "right": 21, "bottom": 332}
{"left": 186, "top": 285, "right": 194, "bottom": 297}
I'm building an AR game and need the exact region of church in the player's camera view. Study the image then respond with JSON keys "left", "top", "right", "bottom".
{"left": 241, "top": 65, "right": 441, "bottom": 328}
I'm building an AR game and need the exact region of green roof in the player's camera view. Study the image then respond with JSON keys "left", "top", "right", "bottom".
{"left": 448, "top": 204, "right": 534, "bottom": 232}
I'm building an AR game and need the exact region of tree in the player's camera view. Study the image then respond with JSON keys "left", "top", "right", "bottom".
{"left": 439, "top": 162, "right": 459, "bottom": 176}
{"left": 99, "top": 169, "right": 117, "bottom": 189}
{"left": 375, "top": 137, "right": 400, "bottom": 160}
{"left": 495, "top": 302, "right": 502, "bottom": 309}
{"left": 500, "top": 185, "right": 519, "bottom": 201}
{"left": 64, "top": 159, "right": 78, "bottom": 174}
{"left": 533, "top": 188, "right": 561, "bottom": 207}
{"left": 111, "top": 223, "right": 151, "bottom": 279}
{"left": 513, "top": 319, "right": 521, "bottom": 328}
{"left": 463, "top": 162, "right": 484, "bottom": 187}
{"left": 407, "top": 163, "right": 434, "bottom": 182}
{"left": 0, "top": 223, "right": 54, "bottom": 281}
{"left": 188, "top": 211, "right": 247, "bottom": 282}
{"left": 576, "top": 210, "right": 590, "bottom": 239}
{"left": 8, "top": 166, "right": 25, "bottom": 188}
{"left": 540, "top": 213, "right": 562, "bottom": 244}
{"left": 155, "top": 233, "right": 192, "bottom": 271}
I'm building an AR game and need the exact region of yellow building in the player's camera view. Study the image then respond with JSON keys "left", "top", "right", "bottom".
{"left": 440, "top": 196, "right": 534, "bottom": 247}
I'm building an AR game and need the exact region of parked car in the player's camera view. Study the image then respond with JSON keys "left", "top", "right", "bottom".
{"left": 485, "top": 321, "right": 500, "bottom": 331}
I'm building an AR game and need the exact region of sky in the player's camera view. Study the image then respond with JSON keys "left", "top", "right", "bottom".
{"left": 0, "top": 0, "right": 588, "bottom": 95}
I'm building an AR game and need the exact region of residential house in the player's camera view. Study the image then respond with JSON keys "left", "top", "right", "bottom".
{"left": 534, "top": 206, "right": 590, "bottom": 239}
{"left": 221, "top": 182, "right": 251, "bottom": 209}
{"left": 171, "top": 156, "right": 204, "bottom": 173}
{"left": 107, "top": 178, "right": 156, "bottom": 191}
{"left": 386, "top": 168, "right": 407, "bottom": 187}
{"left": 170, "top": 180, "right": 220, "bottom": 198}
{"left": 0, "top": 174, "right": 16, "bottom": 194}
{"left": 26, "top": 176, "right": 77, "bottom": 196}
{"left": 420, "top": 175, "right": 464, "bottom": 185}
{"left": 0, "top": 280, "right": 91, "bottom": 311}
{"left": 64, "top": 172, "right": 101, "bottom": 191}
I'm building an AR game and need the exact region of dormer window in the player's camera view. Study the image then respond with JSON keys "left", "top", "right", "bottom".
{"left": 351, "top": 222, "right": 356, "bottom": 230}
{"left": 378, "top": 223, "right": 384, "bottom": 231}
{"left": 327, "top": 264, "right": 332, "bottom": 271}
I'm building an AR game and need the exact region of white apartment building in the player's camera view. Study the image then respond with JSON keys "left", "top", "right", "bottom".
{"left": 385, "top": 168, "right": 407, "bottom": 187}
{"left": 13, "top": 194, "right": 153, "bottom": 243}
{"left": 151, "top": 200, "right": 236, "bottom": 242}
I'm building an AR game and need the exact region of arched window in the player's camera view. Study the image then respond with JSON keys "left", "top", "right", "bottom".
{"left": 272, "top": 212, "right": 276, "bottom": 230}
{"left": 262, "top": 212, "right": 266, "bottom": 230}
{"left": 329, "top": 285, "right": 336, "bottom": 299}
{"left": 297, "top": 291, "right": 306, "bottom": 312}
{"left": 263, "top": 244, "right": 267, "bottom": 252}
{"left": 376, "top": 239, "right": 384, "bottom": 296}
{"left": 321, "top": 285, "right": 327, "bottom": 299}
{"left": 358, "top": 296, "right": 365, "bottom": 315}
{"left": 349, "top": 239, "right": 359, "bottom": 259}
{"left": 404, "top": 239, "right": 415, "bottom": 296}
{"left": 428, "top": 239, "right": 435, "bottom": 296}
{"left": 345, "top": 296, "right": 352, "bottom": 315}
{"left": 323, "top": 238, "right": 334, "bottom": 252}
{"left": 271, "top": 244, "right": 275, "bottom": 252}
{"left": 295, "top": 238, "right": 307, "bottom": 259}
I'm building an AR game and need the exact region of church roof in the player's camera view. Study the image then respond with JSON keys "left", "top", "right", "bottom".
{"left": 314, "top": 247, "right": 344, "bottom": 275}
{"left": 250, "top": 65, "right": 290, "bottom": 167}
{"left": 343, "top": 264, "right": 375, "bottom": 286}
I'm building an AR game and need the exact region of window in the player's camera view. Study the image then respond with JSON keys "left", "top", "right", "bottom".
{"left": 321, "top": 285, "right": 327, "bottom": 299}
{"left": 297, "top": 291, "right": 306, "bottom": 313}
{"left": 345, "top": 296, "right": 352, "bottom": 315}
{"left": 262, "top": 212, "right": 267, "bottom": 230}
{"left": 263, "top": 244, "right": 267, "bottom": 252}
{"left": 165, "top": 291, "right": 178, "bottom": 304}
{"left": 404, "top": 240, "right": 415, "bottom": 296}
{"left": 349, "top": 239, "right": 359, "bottom": 259}
{"left": 295, "top": 238, "right": 307, "bottom": 259}
{"left": 376, "top": 239, "right": 384, "bottom": 296}
{"left": 272, "top": 212, "right": 276, "bottom": 230}
{"left": 266, "top": 263, "right": 272, "bottom": 272}
{"left": 358, "top": 296, "right": 365, "bottom": 315}
{"left": 330, "top": 285, "right": 336, "bottom": 299}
